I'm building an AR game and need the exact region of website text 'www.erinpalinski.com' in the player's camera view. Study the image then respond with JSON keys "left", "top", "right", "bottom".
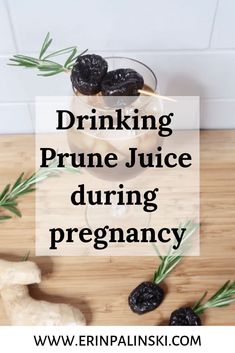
{"left": 1, "top": 327, "right": 233, "bottom": 352}
{"left": 33, "top": 334, "right": 201, "bottom": 348}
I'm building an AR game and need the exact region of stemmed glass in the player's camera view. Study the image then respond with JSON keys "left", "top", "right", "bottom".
{"left": 67, "top": 57, "right": 162, "bottom": 230}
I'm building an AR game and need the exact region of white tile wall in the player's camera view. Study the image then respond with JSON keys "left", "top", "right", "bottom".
{"left": 0, "top": 56, "right": 72, "bottom": 103}
{"left": 115, "top": 52, "right": 235, "bottom": 99}
{"left": 7, "top": 0, "right": 217, "bottom": 51}
{"left": 201, "top": 99, "right": 235, "bottom": 128}
{"left": 211, "top": 0, "right": 235, "bottom": 48}
{"left": 0, "top": 0, "right": 15, "bottom": 54}
{"left": 0, "top": 0, "right": 235, "bottom": 133}
{"left": 0, "top": 103, "right": 32, "bottom": 134}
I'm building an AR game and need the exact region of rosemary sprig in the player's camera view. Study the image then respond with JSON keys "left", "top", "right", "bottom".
{"left": 153, "top": 220, "right": 199, "bottom": 284}
{"left": 8, "top": 32, "right": 87, "bottom": 76}
{"left": 193, "top": 281, "right": 235, "bottom": 315}
{"left": 0, "top": 158, "right": 80, "bottom": 220}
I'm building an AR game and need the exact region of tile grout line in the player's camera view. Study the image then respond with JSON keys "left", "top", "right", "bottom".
{"left": 3, "top": 0, "right": 19, "bottom": 53}
{"left": 208, "top": 0, "right": 220, "bottom": 49}
{"left": 26, "top": 103, "right": 35, "bottom": 132}
{"left": 2, "top": 49, "right": 235, "bottom": 59}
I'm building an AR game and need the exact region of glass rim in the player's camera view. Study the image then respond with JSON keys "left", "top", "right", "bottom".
{"left": 104, "top": 56, "right": 158, "bottom": 92}
{"left": 70, "top": 56, "right": 159, "bottom": 140}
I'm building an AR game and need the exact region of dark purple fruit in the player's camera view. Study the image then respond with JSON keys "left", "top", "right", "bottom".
{"left": 71, "top": 54, "right": 108, "bottom": 95}
{"left": 128, "top": 281, "right": 164, "bottom": 314}
{"left": 169, "top": 307, "right": 202, "bottom": 326}
{"left": 101, "top": 68, "right": 144, "bottom": 96}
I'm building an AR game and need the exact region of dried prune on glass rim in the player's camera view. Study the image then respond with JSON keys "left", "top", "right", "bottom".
{"left": 101, "top": 68, "right": 144, "bottom": 96}
{"left": 128, "top": 281, "right": 164, "bottom": 314}
{"left": 169, "top": 307, "right": 202, "bottom": 326}
{"left": 71, "top": 54, "right": 108, "bottom": 95}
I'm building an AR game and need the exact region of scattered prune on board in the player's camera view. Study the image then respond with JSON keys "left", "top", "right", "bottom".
{"left": 169, "top": 307, "right": 202, "bottom": 326}
{"left": 101, "top": 68, "right": 144, "bottom": 96}
{"left": 71, "top": 54, "right": 108, "bottom": 95}
{"left": 128, "top": 281, "right": 164, "bottom": 314}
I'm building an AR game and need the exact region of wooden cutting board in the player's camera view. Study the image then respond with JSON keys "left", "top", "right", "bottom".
{"left": 0, "top": 130, "right": 234, "bottom": 325}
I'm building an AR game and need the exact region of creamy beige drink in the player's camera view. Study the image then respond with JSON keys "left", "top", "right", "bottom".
{"left": 67, "top": 90, "right": 160, "bottom": 180}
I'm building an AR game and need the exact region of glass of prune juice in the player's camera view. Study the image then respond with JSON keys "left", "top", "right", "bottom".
{"left": 68, "top": 57, "right": 162, "bottom": 229}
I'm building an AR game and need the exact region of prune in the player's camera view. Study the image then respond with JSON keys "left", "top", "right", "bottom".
{"left": 169, "top": 307, "right": 202, "bottom": 326}
{"left": 128, "top": 281, "right": 164, "bottom": 314}
{"left": 101, "top": 68, "right": 144, "bottom": 96}
{"left": 71, "top": 54, "right": 108, "bottom": 95}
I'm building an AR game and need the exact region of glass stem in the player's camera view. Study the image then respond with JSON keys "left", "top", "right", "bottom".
{"left": 111, "top": 182, "right": 128, "bottom": 218}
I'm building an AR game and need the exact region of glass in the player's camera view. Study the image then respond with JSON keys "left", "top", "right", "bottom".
{"left": 67, "top": 57, "right": 162, "bottom": 230}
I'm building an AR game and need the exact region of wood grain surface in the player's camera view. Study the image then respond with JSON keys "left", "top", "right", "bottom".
{"left": 0, "top": 131, "right": 234, "bottom": 325}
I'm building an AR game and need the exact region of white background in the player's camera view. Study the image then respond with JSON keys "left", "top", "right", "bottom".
{"left": 0, "top": 0, "right": 235, "bottom": 133}
{"left": 0, "top": 326, "right": 234, "bottom": 352}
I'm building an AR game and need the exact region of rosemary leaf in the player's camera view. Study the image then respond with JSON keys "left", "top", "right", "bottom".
{"left": 0, "top": 215, "right": 12, "bottom": 221}
{"left": 11, "top": 172, "right": 24, "bottom": 190}
{"left": 9, "top": 32, "right": 87, "bottom": 76}
{"left": 0, "top": 184, "right": 10, "bottom": 201}
{"left": 38, "top": 69, "right": 65, "bottom": 77}
{"left": 194, "top": 281, "right": 235, "bottom": 315}
{"left": 39, "top": 32, "right": 52, "bottom": 59}
{"left": 43, "top": 46, "right": 77, "bottom": 60}
{"left": 0, "top": 158, "right": 80, "bottom": 220}
{"left": 153, "top": 221, "right": 199, "bottom": 284}
{"left": 3, "top": 205, "right": 22, "bottom": 217}
{"left": 21, "top": 251, "right": 30, "bottom": 262}
{"left": 64, "top": 47, "right": 78, "bottom": 68}
{"left": 192, "top": 291, "right": 208, "bottom": 311}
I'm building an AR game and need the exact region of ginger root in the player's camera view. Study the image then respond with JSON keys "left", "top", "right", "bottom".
{"left": 0, "top": 259, "right": 86, "bottom": 326}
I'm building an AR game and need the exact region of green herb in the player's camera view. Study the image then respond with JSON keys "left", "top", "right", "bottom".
{"left": 193, "top": 280, "right": 235, "bottom": 315}
{"left": 8, "top": 32, "right": 87, "bottom": 76}
{"left": 21, "top": 251, "right": 30, "bottom": 262}
{"left": 0, "top": 158, "right": 80, "bottom": 220}
{"left": 153, "top": 220, "right": 199, "bottom": 284}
